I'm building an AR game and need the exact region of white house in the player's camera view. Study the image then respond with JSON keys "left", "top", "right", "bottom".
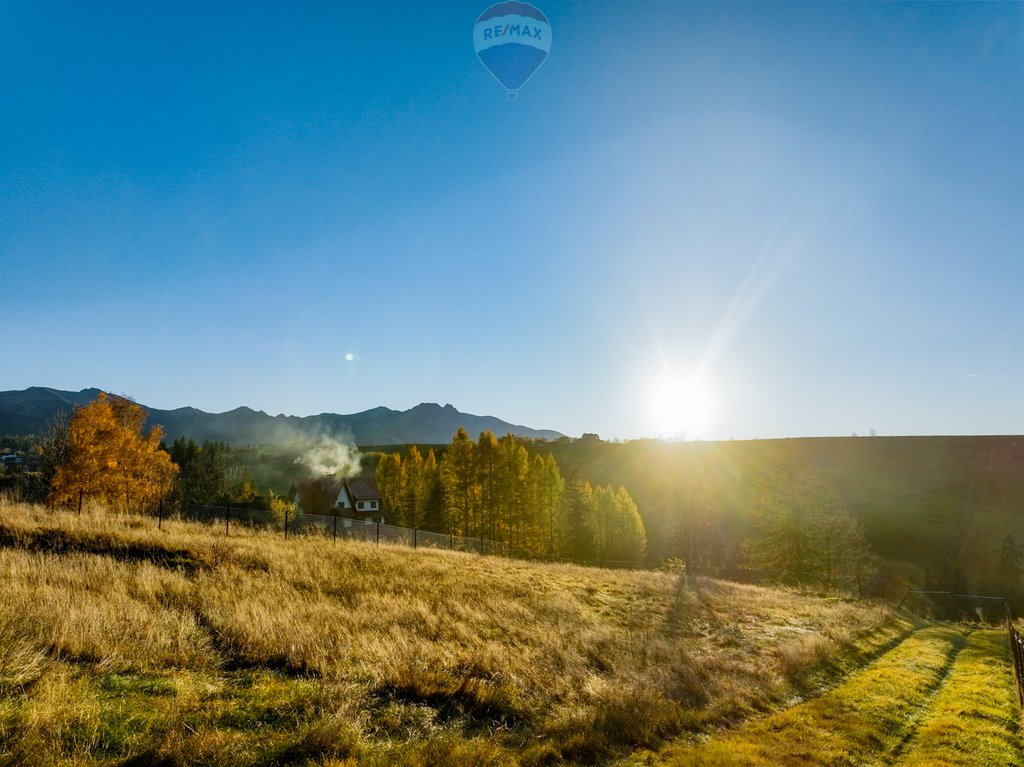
{"left": 334, "top": 477, "right": 385, "bottom": 525}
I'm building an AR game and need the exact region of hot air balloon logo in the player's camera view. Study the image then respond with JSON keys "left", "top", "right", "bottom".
{"left": 473, "top": 2, "right": 551, "bottom": 100}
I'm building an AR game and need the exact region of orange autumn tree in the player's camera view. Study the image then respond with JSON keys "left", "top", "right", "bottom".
{"left": 50, "top": 392, "right": 178, "bottom": 511}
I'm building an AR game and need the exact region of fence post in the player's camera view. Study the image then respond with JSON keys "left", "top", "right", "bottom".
{"left": 284, "top": 507, "right": 289, "bottom": 539}
{"left": 225, "top": 505, "right": 230, "bottom": 536}
{"left": 333, "top": 513, "right": 337, "bottom": 543}
{"left": 78, "top": 490, "right": 83, "bottom": 516}
{"left": 896, "top": 587, "right": 912, "bottom": 611}
{"left": 414, "top": 528, "right": 417, "bottom": 549}
{"left": 376, "top": 522, "right": 380, "bottom": 547}
{"left": 1013, "top": 626, "right": 1024, "bottom": 706}
{"left": 158, "top": 498, "right": 163, "bottom": 530}
{"left": 1005, "top": 600, "right": 1024, "bottom": 706}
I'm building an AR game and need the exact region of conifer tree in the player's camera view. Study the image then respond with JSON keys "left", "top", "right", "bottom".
{"left": 561, "top": 470, "right": 596, "bottom": 560}
{"left": 168, "top": 438, "right": 236, "bottom": 505}
{"left": 376, "top": 453, "right": 404, "bottom": 526}
{"left": 592, "top": 484, "right": 617, "bottom": 562}
{"left": 611, "top": 485, "right": 646, "bottom": 564}
{"left": 523, "top": 454, "right": 545, "bottom": 554}
{"left": 475, "top": 430, "right": 500, "bottom": 542}
{"left": 402, "top": 446, "right": 423, "bottom": 528}
{"left": 441, "top": 428, "right": 476, "bottom": 537}
{"left": 498, "top": 434, "right": 529, "bottom": 549}
{"left": 418, "top": 449, "right": 446, "bottom": 533}
{"left": 747, "top": 451, "right": 868, "bottom": 589}
{"left": 540, "top": 454, "right": 564, "bottom": 556}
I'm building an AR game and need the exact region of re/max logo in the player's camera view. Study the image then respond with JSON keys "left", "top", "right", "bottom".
{"left": 482, "top": 23, "right": 544, "bottom": 41}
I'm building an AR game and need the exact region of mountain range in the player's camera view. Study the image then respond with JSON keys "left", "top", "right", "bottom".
{"left": 0, "top": 387, "right": 565, "bottom": 446}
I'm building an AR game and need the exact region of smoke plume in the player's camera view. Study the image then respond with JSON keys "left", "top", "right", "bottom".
{"left": 294, "top": 436, "right": 362, "bottom": 477}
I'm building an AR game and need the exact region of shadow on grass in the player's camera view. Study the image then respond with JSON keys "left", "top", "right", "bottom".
{"left": 0, "top": 524, "right": 206, "bottom": 574}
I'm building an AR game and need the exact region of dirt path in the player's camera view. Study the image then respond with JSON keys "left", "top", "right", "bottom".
{"left": 655, "top": 624, "right": 1023, "bottom": 767}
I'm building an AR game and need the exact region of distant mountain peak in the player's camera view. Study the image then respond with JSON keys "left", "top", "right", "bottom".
{"left": 0, "top": 387, "right": 565, "bottom": 445}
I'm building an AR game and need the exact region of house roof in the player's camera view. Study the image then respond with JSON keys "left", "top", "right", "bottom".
{"left": 345, "top": 476, "right": 381, "bottom": 501}
{"left": 290, "top": 475, "right": 382, "bottom": 515}
{"left": 290, "top": 477, "right": 344, "bottom": 516}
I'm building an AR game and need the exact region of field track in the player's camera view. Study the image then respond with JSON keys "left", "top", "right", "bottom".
{"left": 657, "top": 625, "right": 1024, "bottom": 767}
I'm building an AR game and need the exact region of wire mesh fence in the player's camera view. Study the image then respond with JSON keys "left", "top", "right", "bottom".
{"left": 173, "top": 503, "right": 506, "bottom": 555}
{"left": 896, "top": 589, "right": 1009, "bottom": 623}
{"left": 157, "top": 502, "right": 646, "bottom": 568}
{"left": 1007, "top": 606, "right": 1024, "bottom": 707}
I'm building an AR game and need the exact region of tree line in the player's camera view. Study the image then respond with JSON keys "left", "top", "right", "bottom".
{"left": 25, "top": 393, "right": 648, "bottom": 565}
{"left": 374, "top": 427, "right": 647, "bottom": 563}
{"left": 28, "top": 391, "right": 1021, "bottom": 601}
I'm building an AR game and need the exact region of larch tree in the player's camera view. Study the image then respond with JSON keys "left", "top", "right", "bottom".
{"left": 402, "top": 446, "right": 424, "bottom": 529}
{"left": 418, "top": 449, "right": 445, "bottom": 533}
{"left": 592, "top": 484, "right": 617, "bottom": 561}
{"left": 497, "top": 433, "right": 529, "bottom": 549}
{"left": 539, "top": 454, "right": 564, "bottom": 556}
{"left": 523, "top": 454, "right": 546, "bottom": 555}
{"left": 441, "top": 427, "right": 476, "bottom": 537}
{"left": 475, "top": 430, "right": 501, "bottom": 542}
{"left": 561, "top": 470, "right": 596, "bottom": 561}
{"left": 610, "top": 485, "right": 646, "bottom": 564}
{"left": 50, "top": 392, "right": 178, "bottom": 512}
{"left": 376, "top": 452, "right": 405, "bottom": 526}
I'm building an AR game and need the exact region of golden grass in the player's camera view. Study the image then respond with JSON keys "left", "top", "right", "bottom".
{"left": 893, "top": 629, "right": 1024, "bottom": 767}
{"left": 655, "top": 625, "right": 1024, "bottom": 767}
{"left": 0, "top": 501, "right": 907, "bottom": 765}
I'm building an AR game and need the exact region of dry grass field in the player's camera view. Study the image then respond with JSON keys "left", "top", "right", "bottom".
{"left": 0, "top": 499, "right": 911, "bottom": 766}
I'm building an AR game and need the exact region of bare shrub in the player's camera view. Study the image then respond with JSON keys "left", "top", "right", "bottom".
{"left": 777, "top": 632, "right": 836, "bottom": 683}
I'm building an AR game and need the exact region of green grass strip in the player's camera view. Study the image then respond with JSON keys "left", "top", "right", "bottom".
{"left": 663, "top": 625, "right": 968, "bottom": 767}
{"left": 893, "top": 629, "right": 1024, "bottom": 767}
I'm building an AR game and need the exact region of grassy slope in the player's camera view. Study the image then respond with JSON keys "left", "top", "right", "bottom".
{"left": 894, "top": 629, "right": 1024, "bottom": 767}
{"left": 651, "top": 626, "right": 1024, "bottom": 767}
{"left": 0, "top": 501, "right": 906, "bottom": 767}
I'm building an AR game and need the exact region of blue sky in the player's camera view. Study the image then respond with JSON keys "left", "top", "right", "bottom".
{"left": 2, "top": 1, "right": 1022, "bottom": 440}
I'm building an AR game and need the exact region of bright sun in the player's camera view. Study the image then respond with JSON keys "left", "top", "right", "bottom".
{"left": 647, "top": 377, "right": 715, "bottom": 438}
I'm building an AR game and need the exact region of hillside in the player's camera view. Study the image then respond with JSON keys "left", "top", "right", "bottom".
{"left": 0, "top": 387, "right": 564, "bottom": 445}
{"left": 534, "top": 435, "right": 1024, "bottom": 595}
{"left": 199, "top": 434, "right": 1024, "bottom": 598}
{"left": 0, "top": 500, "right": 910, "bottom": 766}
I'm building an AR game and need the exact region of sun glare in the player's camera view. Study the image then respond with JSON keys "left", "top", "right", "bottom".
{"left": 647, "top": 377, "right": 715, "bottom": 439}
